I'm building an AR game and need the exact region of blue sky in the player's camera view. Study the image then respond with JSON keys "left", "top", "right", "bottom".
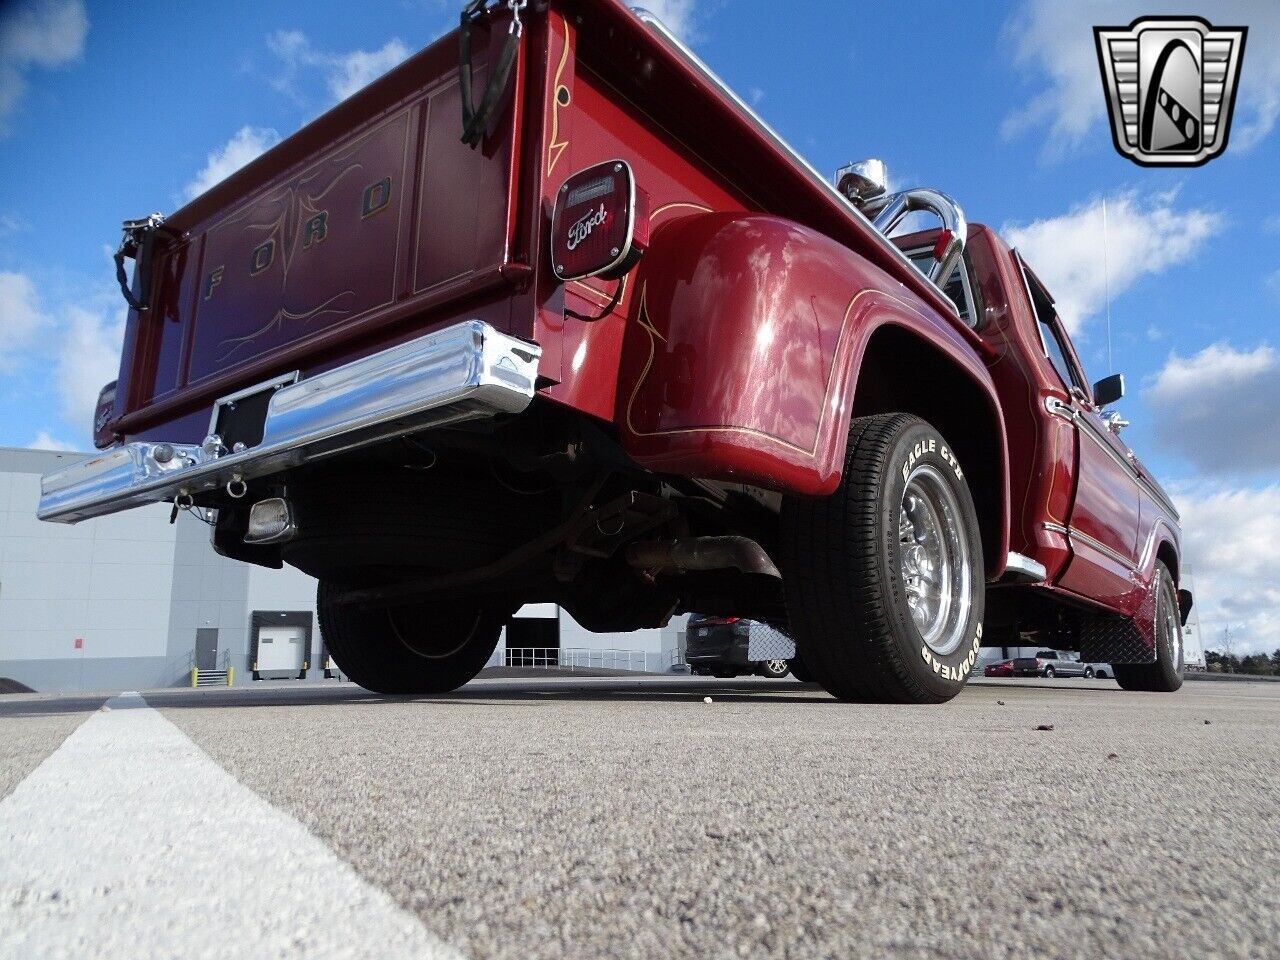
{"left": 0, "top": 0, "right": 1277, "bottom": 651}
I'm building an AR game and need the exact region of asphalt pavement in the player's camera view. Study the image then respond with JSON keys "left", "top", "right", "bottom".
{"left": 1, "top": 676, "right": 1277, "bottom": 960}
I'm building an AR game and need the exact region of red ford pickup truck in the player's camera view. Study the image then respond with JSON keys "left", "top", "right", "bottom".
{"left": 38, "top": 0, "right": 1191, "bottom": 703}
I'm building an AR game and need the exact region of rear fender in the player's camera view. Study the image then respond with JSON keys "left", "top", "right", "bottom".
{"left": 617, "top": 213, "right": 1008, "bottom": 567}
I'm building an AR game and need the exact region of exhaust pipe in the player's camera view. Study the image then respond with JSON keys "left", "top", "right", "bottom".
{"left": 625, "top": 536, "right": 781, "bottom": 578}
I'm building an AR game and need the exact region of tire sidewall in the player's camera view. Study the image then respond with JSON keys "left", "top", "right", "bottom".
{"left": 880, "top": 421, "right": 986, "bottom": 701}
{"left": 1156, "top": 564, "right": 1186, "bottom": 688}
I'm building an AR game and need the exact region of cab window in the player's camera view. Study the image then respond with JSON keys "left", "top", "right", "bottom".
{"left": 1015, "top": 253, "right": 1087, "bottom": 394}
{"left": 906, "top": 248, "right": 979, "bottom": 328}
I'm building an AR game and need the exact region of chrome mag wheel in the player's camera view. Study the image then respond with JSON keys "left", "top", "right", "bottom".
{"left": 898, "top": 463, "right": 973, "bottom": 657}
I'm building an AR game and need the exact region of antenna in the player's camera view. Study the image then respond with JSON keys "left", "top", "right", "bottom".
{"left": 1102, "top": 197, "right": 1113, "bottom": 374}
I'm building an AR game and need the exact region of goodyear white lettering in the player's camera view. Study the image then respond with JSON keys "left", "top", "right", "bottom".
{"left": 919, "top": 627, "right": 983, "bottom": 683}
{"left": 902, "top": 435, "right": 961, "bottom": 483}
{"left": 940, "top": 444, "right": 964, "bottom": 482}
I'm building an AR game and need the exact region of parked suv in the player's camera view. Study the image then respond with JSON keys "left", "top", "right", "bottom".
{"left": 686, "top": 616, "right": 796, "bottom": 679}
{"left": 1012, "top": 651, "right": 1094, "bottom": 679}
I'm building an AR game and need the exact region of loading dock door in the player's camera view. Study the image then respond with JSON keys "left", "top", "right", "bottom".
{"left": 257, "top": 626, "right": 307, "bottom": 673}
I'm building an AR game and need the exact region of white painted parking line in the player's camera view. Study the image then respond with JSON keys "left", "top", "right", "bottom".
{"left": 0, "top": 692, "right": 464, "bottom": 960}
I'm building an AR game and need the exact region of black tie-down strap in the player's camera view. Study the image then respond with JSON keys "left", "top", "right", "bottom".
{"left": 113, "top": 213, "right": 165, "bottom": 312}
{"left": 459, "top": 0, "right": 525, "bottom": 148}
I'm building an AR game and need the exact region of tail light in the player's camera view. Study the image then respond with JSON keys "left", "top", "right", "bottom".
{"left": 551, "top": 160, "right": 649, "bottom": 282}
{"left": 93, "top": 380, "right": 118, "bottom": 449}
{"left": 702, "top": 616, "right": 740, "bottom": 625}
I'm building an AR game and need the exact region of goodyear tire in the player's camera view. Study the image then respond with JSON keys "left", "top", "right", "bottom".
{"left": 317, "top": 581, "right": 508, "bottom": 695}
{"left": 780, "top": 414, "right": 985, "bottom": 704}
{"left": 1114, "top": 562, "right": 1184, "bottom": 693}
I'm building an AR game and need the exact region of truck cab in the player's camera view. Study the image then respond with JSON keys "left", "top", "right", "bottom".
{"left": 37, "top": 0, "right": 1188, "bottom": 702}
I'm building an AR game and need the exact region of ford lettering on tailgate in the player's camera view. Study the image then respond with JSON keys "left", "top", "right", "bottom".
{"left": 187, "top": 111, "right": 411, "bottom": 382}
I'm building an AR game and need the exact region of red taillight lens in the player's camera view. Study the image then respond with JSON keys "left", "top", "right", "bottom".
{"left": 551, "top": 160, "right": 649, "bottom": 282}
{"left": 93, "top": 380, "right": 118, "bottom": 449}
{"left": 701, "top": 616, "right": 740, "bottom": 625}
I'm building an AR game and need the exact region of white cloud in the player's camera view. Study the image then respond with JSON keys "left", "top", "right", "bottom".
{"left": 29, "top": 430, "right": 75, "bottom": 451}
{"left": 328, "top": 40, "right": 410, "bottom": 101}
{"left": 184, "top": 125, "right": 281, "bottom": 201}
{"left": 639, "top": 0, "right": 700, "bottom": 40}
{"left": 54, "top": 303, "right": 125, "bottom": 430}
{"left": 0, "top": 270, "right": 50, "bottom": 368}
{"left": 0, "top": 271, "right": 123, "bottom": 442}
{"left": 0, "top": 0, "right": 88, "bottom": 133}
{"left": 1002, "top": 192, "right": 1222, "bottom": 334}
{"left": 1145, "top": 343, "right": 1280, "bottom": 475}
{"left": 1174, "top": 483, "right": 1280, "bottom": 655}
{"left": 1002, "top": 1, "right": 1280, "bottom": 158}
{"left": 267, "top": 30, "right": 410, "bottom": 105}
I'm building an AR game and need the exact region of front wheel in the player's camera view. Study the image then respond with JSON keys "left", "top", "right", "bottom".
{"left": 1084, "top": 666, "right": 1095, "bottom": 679}
{"left": 780, "top": 414, "right": 985, "bottom": 704}
{"left": 1114, "top": 562, "right": 1185, "bottom": 693}
{"left": 317, "top": 581, "right": 508, "bottom": 694}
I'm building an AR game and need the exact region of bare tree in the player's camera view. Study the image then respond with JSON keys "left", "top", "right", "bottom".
{"left": 1218, "top": 626, "right": 1237, "bottom": 672}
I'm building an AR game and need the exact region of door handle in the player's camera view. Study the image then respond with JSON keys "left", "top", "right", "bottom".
{"left": 1044, "top": 396, "right": 1075, "bottom": 420}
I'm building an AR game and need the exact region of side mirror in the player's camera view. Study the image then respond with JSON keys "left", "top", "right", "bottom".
{"left": 835, "top": 158, "right": 888, "bottom": 205}
{"left": 1092, "top": 373, "right": 1125, "bottom": 408}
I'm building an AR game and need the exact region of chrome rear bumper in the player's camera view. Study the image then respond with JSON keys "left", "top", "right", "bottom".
{"left": 39, "top": 320, "right": 541, "bottom": 524}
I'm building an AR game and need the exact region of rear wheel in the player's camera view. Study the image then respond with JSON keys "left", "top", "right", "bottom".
{"left": 780, "top": 414, "right": 985, "bottom": 704}
{"left": 1044, "top": 666, "right": 1056, "bottom": 678}
{"left": 1084, "top": 666, "right": 1095, "bottom": 679}
{"left": 1114, "top": 562, "right": 1184, "bottom": 693}
{"left": 317, "top": 581, "right": 508, "bottom": 694}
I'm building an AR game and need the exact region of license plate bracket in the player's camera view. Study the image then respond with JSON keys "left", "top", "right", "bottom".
{"left": 209, "top": 372, "right": 299, "bottom": 452}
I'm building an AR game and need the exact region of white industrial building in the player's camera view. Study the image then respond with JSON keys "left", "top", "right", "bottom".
{"left": 0, "top": 447, "right": 682, "bottom": 693}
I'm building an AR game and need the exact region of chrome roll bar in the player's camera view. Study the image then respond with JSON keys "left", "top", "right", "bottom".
{"left": 861, "top": 189, "right": 968, "bottom": 286}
